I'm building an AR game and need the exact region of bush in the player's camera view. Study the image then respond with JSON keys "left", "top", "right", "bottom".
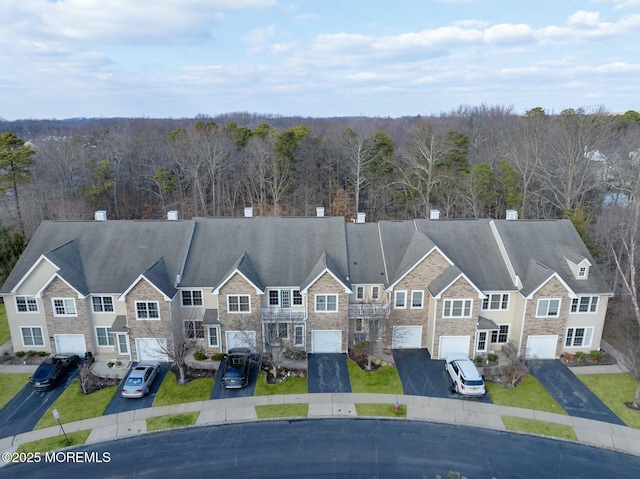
{"left": 193, "top": 351, "right": 208, "bottom": 361}
{"left": 590, "top": 350, "right": 602, "bottom": 362}
{"left": 575, "top": 351, "right": 587, "bottom": 362}
{"left": 106, "top": 361, "right": 114, "bottom": 368}
{"left": 474, "top": 355, "right": 483, "bottom": 364}
{"left": 15, "top": 351, "right": 26, "bottom": 357}
{"left": 210, "top": 353, "right": 225, "bottom": 361}
{"left": 37, "top": 351, "right": 48, "bottom": 357}
{"left": 27, "top": 350, "right": 37, "bottom": 357}
{"left": 487, "top": 353, "right": 498, "bottom": 363}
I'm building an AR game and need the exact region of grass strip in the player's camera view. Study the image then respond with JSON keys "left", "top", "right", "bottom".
{"left": 486, "top": 374, "right": 566, "bottom": 414}
{"left": 16, "top": 430, "right": 91, "bottom": 454}
{"left": 347, "top": 359, "right": 403, "bottom": 394}
{"left": 254, "top": 371, "right": 308, "bottom": 396}
{"left": 153, "top": 372, "right": 214, "bottom": 406}
{"left": 355, "top": 403, "right": 407, "bottom": 418}
{"left": 255, "top": 403, "right": 308, "bottom": 418}
{"left": 502, "top": 416, "right": 577, "bottom": 441}
{"left": 147, "top": 412, "right": 199, "bottom": 431}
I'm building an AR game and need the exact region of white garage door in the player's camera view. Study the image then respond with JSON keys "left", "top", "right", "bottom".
{"left": 136, "top": 338, "right": 169, "bottom": 362}
{"left": 225, "top": 330, "right": 257, "bottom": 353}
{"left": 438, "top": 335, "right": 471, "bottom": 359}
{"left": 311, "top": 330, "right": 342, "bottom": 353}
{"left": 392, "top": 325, "right": 423, "bottom": 349}
{"left": 526, "top": 335, "right": 558, "bottom": 359}
{"left": 54, "top": 334, "right": 86, "bottom": 355}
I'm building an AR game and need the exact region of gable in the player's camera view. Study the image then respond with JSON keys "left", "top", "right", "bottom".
{"left": 438, "top": 275, "right": 483, "bottom": 299}
{"left": 13, "top": 257, "right": 58, "bottom": 295}
{"left": 393, "top": 248, "right": 451, "bottom": 291}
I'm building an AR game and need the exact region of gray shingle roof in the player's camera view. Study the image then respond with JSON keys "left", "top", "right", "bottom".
{"left": 300, "top": 251, "right": 350, "bottom": 292}
{"left": 345, "top": 223, "right": 386, "bottom": 285}
{"left": 427, "top": 264, "right": 463, "bottom": 297}
{"left": 142, "top": 258, "right": 177, "bottom": 299}
{"left": 389, "top": 229, "right": 437, "bottom": 286}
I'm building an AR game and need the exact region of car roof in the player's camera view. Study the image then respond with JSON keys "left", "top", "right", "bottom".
{"left": 449, "top": 357, "right": 483, "bottom": 380}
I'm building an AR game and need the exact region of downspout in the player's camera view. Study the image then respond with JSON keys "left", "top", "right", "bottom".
{"left": 518, "top": 297, "right": 527, "bottom": 357}
{"left": 431, "top": 298, "right": 438, "bottom": 355}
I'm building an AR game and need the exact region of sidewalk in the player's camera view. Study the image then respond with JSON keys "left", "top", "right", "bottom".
{"left": 2, "top": 392, "right": 640, "bottom": 464}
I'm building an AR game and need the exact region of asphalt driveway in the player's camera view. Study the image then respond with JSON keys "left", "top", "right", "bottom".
{"left": 0, "top": 366, "right": 80, "bottom": 437}
{"left": 307, "top": 353, "right": 351, "bottom": 393}
{"left": 211, "top": 358, "right": 260, "bottom": 399}
{"left": 527, "top": 360, "right": 624, "bottom": 425}
{"left": 103, "top": 362, "right": 172, "bottom": 415}
{"left": 393, "top": 349, "right": 491, "bottom": 402}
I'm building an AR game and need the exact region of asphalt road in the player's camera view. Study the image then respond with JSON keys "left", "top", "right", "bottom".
{"left": 307, "top": 353, "right": 352, "bottom": 393}
{"left": 102, "top": 363, "right": 172, "bottom": 416}
{"left": 527, "top": 359, "right": 625, "bottom": 425}
{"left": 0, "top": 367, "right": 80, "bottom": 438}
{"left": 4, "top": 419, "right": 640, "bottom": 478}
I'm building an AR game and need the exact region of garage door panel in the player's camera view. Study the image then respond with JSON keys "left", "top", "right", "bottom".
{"left": 136, "top": 338, "right": 168, "bottom": 362}
{"left": 312, "top": 330, "right": 342, "bottom": 353}
{"left": 438, "top": 336, "right": 470, "bottom": 359}
{"left": 54, "top": 334, "right": 87, "bottom": 356}
{"left": 526, "top": 335, "right": 558, "bottom": 359}
{"left": 225, "top": 330, "right": 257, "bottom": 353}
{"left": 392, "top": 326, "right": 422, "bottom": 349}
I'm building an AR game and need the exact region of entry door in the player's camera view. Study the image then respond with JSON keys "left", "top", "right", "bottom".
{"left": 476, "top": 331, "right": 487, "bottom": 353}
{"left": 117, "top": 333, "right": 130, "bottom": 356}
{"left": 281, "top": 290, "right": 291, "bottom": 309}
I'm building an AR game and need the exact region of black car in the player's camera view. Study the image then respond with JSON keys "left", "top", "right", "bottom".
{"left": 221, "top": 348, "right": 256, "bottom": 389}
{"left": 30, "top": 353, "right": 80, "bottom": 391}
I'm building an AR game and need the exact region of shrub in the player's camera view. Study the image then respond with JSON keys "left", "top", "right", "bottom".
{"left": 106, "top": 361, "right": 114, "bottom": 368}
{"left": 474, "top": 355, "right": 484, "bottom": 364}
{"left": 575, "top": 351, "right": 587, "bottom": 362}
{"left": 37, "top": 351, "right": 48, "bottom": 357}
{"left": 193, "top": 351, "right": 208, "bottom": 361}
{"left": 590, "top": 350, "right": 602, "bottom": 362}
{"left": 210, "top": 353, "right": 225, "bottom": 361}
{"left": 487, "top": 353, "right": 498, "bottom": 363}
{"left": 15, "top": 351, "right": 26, "bottom": 357}
{"left": 27, "top": 350, "right": 37, "bottom": 357}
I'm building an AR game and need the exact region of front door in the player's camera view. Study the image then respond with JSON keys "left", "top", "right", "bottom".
{"left": 117, "top": 333, "right": 130, "bottom": 356}
{"left": 476, "top": 331, "right": 487, "bottom": 354}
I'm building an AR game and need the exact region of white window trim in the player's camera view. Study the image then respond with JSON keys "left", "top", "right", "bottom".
{"left": 92, "top": 296, "right": 114, "bottom": 313}
{"left": 570, "top": 296, "right": 599, "bottom": 314}
{"left": 95, "top": 327, "right": 115, "bottom": 347}
{"left": 294, "top": 324, "right": 305, "bottom": 347}
{"left": 52, "top": 297, "right": 77, "bottom": 317}
{"left": 356, "top": 286, "right": 365, "bottom": 301}
{"left": 227, "top": 294, "right": 251, "bottom": 313}
{"left": 15, "top": 295, "right": 39, "bottom": 313}
{"left": 208, "top": 325, "right": 220, "bottom": 348}
{"left": 411, "top": 290, "right": 424, "bottom": 309}
{"left": 135, "top": 301, "right": 160, "bottom": 320}
{"left": 394, "top": 290, "right": 407, "bottom": 309}
{"left": 181, "top": 290, "right": 203, "bottom": 307}
{"left": 481, "top": 293, "right": 509, "bottom": 311}
{"left": 184, "top": 319, "right": 205, "bottom": 340}
{"left": 491, "top": 324, "right": 510, "bottom": 344}
{"left": 371, "top": 286, "right": 380, "bottom": 300}
{"left": 21, "top": 326, "right": 45, "bottom": 347}
{"left": 315, "top": 294, "right": 338, "bottom": 313}
{"left": 442, "top": 299, "right": 473, "bottom": 318}
{"left": 536, "top": 298, "right": 562, "bottom": 318}
{"left": 565, "top": 327, "right": 594, "bottom": 348}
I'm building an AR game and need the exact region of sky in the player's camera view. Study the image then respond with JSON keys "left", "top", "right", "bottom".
{"left": 1, "top": 0, "right": 639, "bottom": 120}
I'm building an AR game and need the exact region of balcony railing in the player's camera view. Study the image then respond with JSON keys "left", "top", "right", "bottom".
{"left": 260, "top": 307, "right": 306, "bottom": 322}
{"left": 348, "top": 302, "right": 390, "bottom": 318}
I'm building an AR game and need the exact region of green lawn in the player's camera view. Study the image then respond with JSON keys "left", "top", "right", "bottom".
{"left": 147, "top": 412, "right": 199, "bottom": 431}
{"left": 347, "top": 359, "right": 403, "bottom": 394}
{"left": 355, "top": 403, "right": 407, "bottom": 418}
{"left": 36, "top": 382, "right": 117, "bottom": 429}
{"left": 0, "top": 302, "right": 10, "bottom": 345}
{"left": 486, "top": 375, "right": 567, "bottom": 414}
{"left": 577, "top": 373, "right": 640, "bottom": 428}
{"left": 502, "top": 416, "right": 578, "bottom": 441}
{"left": 16, "top": 430, "right": 91, "bottom": 454}
{"left": 153, "top": 371, "right": 214, "bottom": 407}
{"left": 0, "top": 373, "right": 30, "bottom": 409}
{"left": 255, "top": 403, "right": 308, "bottom": 418}
{"left": 254, "top": 371, "right": 308, "bottom": 396}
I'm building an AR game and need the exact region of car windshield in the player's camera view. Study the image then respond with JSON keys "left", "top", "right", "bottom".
{"left": 465, "top": 379, "right": 484, "bottom": 386}
{"left": 126, "top": 377, "right": 143, "bottom": 386}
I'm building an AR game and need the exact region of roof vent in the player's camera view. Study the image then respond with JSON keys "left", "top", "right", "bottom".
{"left": 167, "top": 210, "right": 179, "bottom": 221}
{"left": 356, "top": 212, "right": 366, "bottom": 223}
{"left": 94, "top": 210, "right": 107, "bottom": 221}
{"left": 506, "top": 210, "right": 518, "bottom": 221}
{"left": 244, "top": 206, "right": 253, "bottom": 218}
{"left": 316, "top": 206, "right": 325, "bottom": 217}
{"left": 430, "top": 209, "right": 440, "bottom": 220}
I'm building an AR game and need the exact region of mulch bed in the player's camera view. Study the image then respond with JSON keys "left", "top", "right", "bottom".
{"left": 559, "top": 352, "right": 617, "bottom": 367}
{"left": 0, "top": 351, "right": 50, "bottom": 365}
{"left": 172, "top": 364, "right": 217, "bottom": 383}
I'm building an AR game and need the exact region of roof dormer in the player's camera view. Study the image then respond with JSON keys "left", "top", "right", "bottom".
{"left": 565, "top": 256, "right": 591, "bottom": 280}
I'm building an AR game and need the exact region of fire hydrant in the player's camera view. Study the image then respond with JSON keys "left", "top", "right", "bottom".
{"left": 394, "top": 402, "right": 400, "bottom": 412}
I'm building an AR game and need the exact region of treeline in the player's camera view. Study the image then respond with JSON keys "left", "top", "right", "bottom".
{"left": 2, "top": 105, "right": 640, "bottom": 239}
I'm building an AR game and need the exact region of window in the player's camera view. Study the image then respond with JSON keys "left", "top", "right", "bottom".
{"left": 355, "top": 318, "right": 364, "bottom": 332}
{"left": 96, "top": 327, "right": 114, "bottom": 347}
{"left": 371, "top": 286, "right": 380, "bottom": 300}
{"left": 136, "top": 301, "right": 159, "bottom": 319}
{"left": 394, "top": 291, "right": 407, "bottom": 309}
{"left": 315, "top": 294, "right": 337, "bottom": 312}
{"left": 92, "top": 296, "right": 114, "bottom": 313}
{"left": 52, "top": 298, "right": 77, "bottom": 316}
{"left": 570, "top": 296, "right": 598, "bottom": 314}
{"left": 356, "top": 286, "right": 364, "bottom": 301}
{"left": 491, "top": 325, "right": 509, "bottom": 344}
{"left": 181, "top": 290, "right": 203, "bottom": 307}
{"left": 411, "top": 291, "right": 424, "bottom": 309}
{"left": 294, "top": 325, "right": 305, "bottom": 347}
{"left": 443, "top": 299, "right": 472, "bottom": 318}
{"left": 565, "top": 327, "right": 594, "bottom": 347}
{"left": 481, "top": 294, "right": 509, "bottom": 311}
{"left": 16, "top": 296, "right": 38, "bottom": 313}
{"left": 184, "top": 320, "right": 204, "bottom": 339}
{"left": 227, "top": 295, "right": 250, "bottom": 313}
{"left": 477, "top": 331, "right": 487, "bottom": 352}
{"left": 578, "top": 266, "right": 588, "bottom": 278}
{"left": 269, "top": 290, "right": 279, "bottom": 306}
{"left": 536, "top": 298, "right": 561, "bottom": 317}
{"left": 207, "top": 327, "right": 220, "bottom": 347}
{"left": 278, "top": 323, "right": 288, "bottom": 338}
{"left": 293, "top": 290, "right": 303, "bottom": 306}
{"left": 21, "top": 327, "right": 44, "bottom": 347}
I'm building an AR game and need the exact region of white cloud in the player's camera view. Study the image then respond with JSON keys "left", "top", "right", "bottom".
{"left": 483, "top": 24, "right": 535, "bottom": 45}
{"left": 568, "top": 10, "right": 602, "bottom": 27}
{"left": 243, "top": 26, "right": 277, "bottom": 53}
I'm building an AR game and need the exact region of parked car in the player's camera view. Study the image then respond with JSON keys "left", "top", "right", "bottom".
{"left": 445, "top": 355, "right": 486, "bottom": 397}
{"left": 30, "top": 353, "right": 80, "bottom": 391}
{"left": 121, "top": 363, "right": 160, "bottom": 398}
{"left": 221, "top": 348, "right": 256, "bottom": 389}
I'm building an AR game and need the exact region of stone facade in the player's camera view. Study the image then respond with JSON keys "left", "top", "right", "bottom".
{"left": 306, "top": 272, "right": 349, "bottom": 352}
{"left": 42, "top": 277, "right": 91, "bottom": 353}
{"left": 217, "top": 273, "right": 262, "bottom": 352}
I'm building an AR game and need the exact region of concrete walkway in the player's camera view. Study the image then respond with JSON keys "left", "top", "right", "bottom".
{"left": 2, "top": 392, "right": 640, "bottom": 464}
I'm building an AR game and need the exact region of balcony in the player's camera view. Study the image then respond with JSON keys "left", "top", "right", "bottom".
{"left": 260, "top": 307, "right": 306, "bottom": 322}
{"left": 348, "top": 302, "right": 389, "bottom": 318}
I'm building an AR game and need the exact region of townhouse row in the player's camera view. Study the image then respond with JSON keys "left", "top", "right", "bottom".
{"left": 0, "top": 209, "right": 612, "bottom": 363}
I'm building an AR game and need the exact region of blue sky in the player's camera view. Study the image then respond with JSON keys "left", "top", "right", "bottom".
{"left": 1, "top": 0, "right": 639, "bottom": 120}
